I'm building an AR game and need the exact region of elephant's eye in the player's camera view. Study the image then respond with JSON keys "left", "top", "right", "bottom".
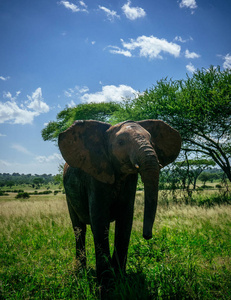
{"left": 118, "top": 139, "right": 125, "bottom": 146}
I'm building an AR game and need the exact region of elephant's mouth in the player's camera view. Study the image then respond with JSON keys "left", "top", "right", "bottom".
{"left": 120, "top": 160, "right": 139, "bottom": 174}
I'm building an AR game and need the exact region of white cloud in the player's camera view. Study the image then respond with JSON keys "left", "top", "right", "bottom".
{"left": 26, "top": 88, "right": 50, "bottom": 114}
{"left": 122, "top": 1, "right": 146, "bottom": 20}
{"left": 58, "top": 1, "right": 79, "bottom": 12}
{"left": 0, "top": 101, "right": 38, "bottom": 124}
{"left": 185, "top": 49, "right": 200, "bottom": 59}
{"left": 78, "top": 86, "right": 89, "bottom": 93}
{"left": 64, "top": 88, "right": 74, "bottom": 98}
{"left": 62, "top": 84, "right": 138, "bottom": 104}
{"left": 222, "top": 53, "right": 231, "bottom": 69}
{"left": 3, "top": 91, "right": 13, "bottom": 100}
{"left": 11, "top": 144, "right": 32, "bottom": 155}
{"left": 179, "top": 0, "right": 197, "bottom": 13}
{"left": 58, "top": 1, "right": 87, "bottom": 12}
{"left": 0, "top": 133, "right": 6, "bottom": 137}
{"left": 67, "top": 100, "right": 76, "bottom": 107}
{"left": 186, "top": 62, "right": 196, "bottom": 73}
{"left": 36, "top": 153, "right": 63, "bottom": 163}
{"left": 0, "top": 76, "right": 10, "bottom": 81}
{"left": 79, "top": 1, "right": 87, "bottom": 9}
{"left": 111, "top": 35, "right": 181, "bottom": 59}
{"left": 108, "top": 46, "right": 132, "bottom": 57}
{"left": 81, "top": 84, "right": 139, "bottom": 103}
{"left": 98, "top": 6, "right": 120, "bottom": 21}
{"left": 174, "top": 36, "right": 193, "bottom": 43}
{"left": 63, "top": 85, "right": 89, "bottom": 98}
{"left": 3, "top": 91, "right": 21, "bottom": 102}
{"left": 0, "top": 88, "right": 50, "bottom": 124}
{"left": 63, "top": 85, "right": 90, "bottom": 107}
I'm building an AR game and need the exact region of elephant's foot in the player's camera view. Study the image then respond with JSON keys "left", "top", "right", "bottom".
{"left": 112, "top": 255, "right": 127, "bottom": 277}
{"left": 98, "top": 277, "right": 115, "bottom": 300}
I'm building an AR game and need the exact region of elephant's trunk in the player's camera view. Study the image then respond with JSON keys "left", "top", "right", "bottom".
{"left": 137, "top": 146, "right": 160, "bottom": 240}
{"left": 142, "top": 179, "right": 159, "bottom": 240}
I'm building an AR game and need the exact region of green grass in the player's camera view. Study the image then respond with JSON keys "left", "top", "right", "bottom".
{"left": 0, "top": 193, "right": 231, "bottom": 299}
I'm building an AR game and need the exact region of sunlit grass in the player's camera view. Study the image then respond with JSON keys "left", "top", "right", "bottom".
{"left": 1, "top": 192, "right": 231, "bottom": 299}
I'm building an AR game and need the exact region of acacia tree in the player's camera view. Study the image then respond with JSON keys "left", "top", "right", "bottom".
{"left": 113, "top": 66, "right": 231, "bottom": 181}
{"left": 178, "top": 67, "right": 231, "bottom": 181}
{"left": 176, "top": 157, "right": 216, "bottom": 189}
{"left": 199, "top": 172, "right": 212, "bottom": 187}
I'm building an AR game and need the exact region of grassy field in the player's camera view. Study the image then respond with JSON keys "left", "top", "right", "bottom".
{"left": 0, "top": 190, "right": 231, "bottom": 299}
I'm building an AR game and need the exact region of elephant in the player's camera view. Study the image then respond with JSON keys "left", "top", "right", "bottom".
{"left": 58, "top": 119, "right": 181, "bottom": 286}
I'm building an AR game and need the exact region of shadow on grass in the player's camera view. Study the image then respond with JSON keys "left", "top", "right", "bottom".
{"left": 111, "top": 271, "right": 156, "bottom": 300}
{"left": 81, "top": 267, "right": 200, "bottom": 300}
{"left": 80, "top": 269, "right": 156, "bottom": 300}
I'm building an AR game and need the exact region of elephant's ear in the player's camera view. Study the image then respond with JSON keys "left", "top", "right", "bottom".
{"left": 138, "top": 120, "right": 181, "bottom": 167}
{"left": 58, "top": 120, "right": 115, "bottom": 184}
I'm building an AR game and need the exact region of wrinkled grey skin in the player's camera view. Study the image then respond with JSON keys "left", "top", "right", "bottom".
{"left": 58, "top": 120, "right": 181, "bottom": 286}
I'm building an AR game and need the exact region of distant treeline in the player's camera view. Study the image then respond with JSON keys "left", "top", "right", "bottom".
{"left": 0, "top": 173, "right": 58, "bottom": 188}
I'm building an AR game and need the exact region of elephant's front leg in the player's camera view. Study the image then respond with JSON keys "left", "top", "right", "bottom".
{"left": 91, "top": 221, "right": 112, "bottom": 284}
{"left": 112, "top": 174, "right": 137, "bottom": 274}
{"left": 89, "top": 186, "right": 113, "bottom": 285}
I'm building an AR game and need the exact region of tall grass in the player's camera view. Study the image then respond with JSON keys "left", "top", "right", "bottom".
{"left": 0, "top": 193, "right": 230, "bottom": 299}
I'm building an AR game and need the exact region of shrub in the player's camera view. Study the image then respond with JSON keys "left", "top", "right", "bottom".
{"left": 29, "top": 190, "right": 52, "bottom": 195}
{"left": 0, "top": 190, "right": 9, "bottom": 196}
{"left": 15, "top": 192, "right": 30, "bottom": 199}
{"left": 196, "top": 187, "right": 204, "bottom": 191}
{"left": 40, "top": 190, "right": 52, "bottom": 195}
{"left": 4, "top": 189, "right": 24, "bottom": 193}
{"left": 202, "top": 185, "right": 214, "bottom": 189}
{"left": 197, "top": 193, "right": 231, "bottom": 207}
{"left": 215, "top": 184, "right": 222, "bottom": 189}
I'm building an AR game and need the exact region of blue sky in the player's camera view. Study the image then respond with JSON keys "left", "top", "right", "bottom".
{"left": 0, "top": 0, "right": 230, "bottom": 175}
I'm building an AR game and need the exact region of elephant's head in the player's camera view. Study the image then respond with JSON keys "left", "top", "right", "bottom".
{"left": 58, "top": 119, "right": 181, "bottom": 239}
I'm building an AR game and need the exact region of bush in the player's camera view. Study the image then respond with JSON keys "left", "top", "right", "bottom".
{"left": 202, "top": 185, "right": 214, "bottom": 189}
{"left": 197, "top": 193, "right": 231, "bottom": 207}
{"left": 0, "top": 190, "right": 9, "bottom": 196}
{"left": 4, "top": 189, "right": 24, "bottom": 193}
{"left": 215, "top": 184, "right": 222, "bottom": 189}
{"left": 40, "top": 190, "right": 52, "bottom": 195}
{"left": 29, "top": 190, "right": 53, "bottom": 195}
{"left": 15, "top": 192, "right": 30, "bottom": 199}
{"left": 196, "top": 187, "right": 204, "bottom": 191}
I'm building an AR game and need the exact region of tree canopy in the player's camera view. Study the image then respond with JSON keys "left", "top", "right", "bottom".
{"left": 42, "top": 66, "right": 231, "bottom": 180}
{"left": 41, "top": 102, "right": 120, "bottom": 142}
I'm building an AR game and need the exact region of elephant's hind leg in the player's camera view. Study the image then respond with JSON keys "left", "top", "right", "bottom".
{"left": 67, "top": 199, "right": 86, "bottom": 269}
